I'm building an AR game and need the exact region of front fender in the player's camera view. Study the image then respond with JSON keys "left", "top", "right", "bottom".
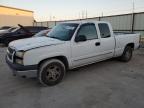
{"left": 23, "top": 44, "right": 71, "bottom": 66}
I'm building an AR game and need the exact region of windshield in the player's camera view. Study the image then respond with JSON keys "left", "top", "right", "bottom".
{"left": 8, "top": 27, "right": 17, "bottom": 32}
{"left": 47, "top": 23, "right": 79, "bottom": 41}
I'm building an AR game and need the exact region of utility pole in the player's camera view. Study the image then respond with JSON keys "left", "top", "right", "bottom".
{"left": 53, "top": 16, "right": 55, "bottom": 21}
{"left": 49, "top": 15, "right": 52, "bottom": 21}
{"left": 79, "top": 12, "right": 81, "bottom": 20}
{"left": 86, "top": 10, "right": 88, "bottom": 19}
{"left": 101, "top": 12, "right": 103, "bottom": 17}
{"left": 82, "top": 11, "right": 84, "bottom": 19}
{"left": 132, "top": 0, "right": 135, "bottom": 13}
{"left": 131, "top": 0, "right": 135, "bottom": 32}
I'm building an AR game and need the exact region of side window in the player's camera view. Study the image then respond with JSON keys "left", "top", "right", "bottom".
{"left": 98, "top": 23, "right": 111, "bottom": 38}
{"left": 77, "top": 23, "right": 98, "bottom": 40}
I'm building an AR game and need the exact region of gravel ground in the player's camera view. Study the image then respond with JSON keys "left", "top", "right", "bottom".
{"left": 0, "top": 47, "right": 144, "bottom": 108}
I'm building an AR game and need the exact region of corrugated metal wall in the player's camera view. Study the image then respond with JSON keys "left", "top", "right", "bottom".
{"left": 100, "top": 15, "right": 132, "bottom": 31}
{"left": 134, "top": 13, "right": 144, "bottom": 30}
{"left": 34, "top": 12, "right": 144, "bottom": 37}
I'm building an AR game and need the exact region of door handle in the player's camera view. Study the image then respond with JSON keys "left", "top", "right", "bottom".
{"left": 95, "top": 42, "right": 100, "bottom": 46}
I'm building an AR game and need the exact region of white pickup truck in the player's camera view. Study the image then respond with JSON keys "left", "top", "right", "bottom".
{"left": 6, "top": 21, "right": 140, "bottom": 86}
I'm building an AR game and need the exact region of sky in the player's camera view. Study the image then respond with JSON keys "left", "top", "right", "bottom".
{"left": 0, "top": 0, "right": 144, "bottom": 21}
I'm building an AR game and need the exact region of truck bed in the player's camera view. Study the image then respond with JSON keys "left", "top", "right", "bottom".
{"left": 114, "top": 32, "right": 140, "bottom": 57}
{"left": 114, "top": 32, "right": 136, "bottom": 35}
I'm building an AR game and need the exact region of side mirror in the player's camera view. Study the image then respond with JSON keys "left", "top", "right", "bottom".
{"left": 75, "top": 35, "right": 87, "bottom": 42}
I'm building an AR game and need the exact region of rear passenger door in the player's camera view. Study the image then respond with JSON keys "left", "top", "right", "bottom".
{"left": 98, "top": 23, "right": 115, "bottom": 59}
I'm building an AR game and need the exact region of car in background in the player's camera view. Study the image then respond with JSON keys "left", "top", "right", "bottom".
{"left": 0, "top": 27, "right": 17, "bottom": 34}
{"left": 0, "top": 24, "right": 48, "bottom": 46}
{"left": 33, "top": 29, "right": 51, "bottom": 37}
{"left": 0, "top": 26, "right": 12, "bottom": 30}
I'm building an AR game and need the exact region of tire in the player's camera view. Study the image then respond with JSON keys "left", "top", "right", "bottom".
{"left": 120, "top": 46, "right": 133, "bottom": 62}
{"left": 38, "top": 59, "right": 66, "bottom": 86}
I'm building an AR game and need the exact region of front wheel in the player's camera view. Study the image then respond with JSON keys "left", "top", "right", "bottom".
{"left": 119, "top": 46, "right": 133, "bottom": 62}
{"left": 38, "top": 59, "right": 66, "bottom": 86}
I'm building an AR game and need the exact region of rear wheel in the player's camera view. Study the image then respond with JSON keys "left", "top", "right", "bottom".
{"left": 119, "top": 46, "right": 133, "bottom": 62}
{"left": 38, "top": 59, "right": 66, "bottom": 86}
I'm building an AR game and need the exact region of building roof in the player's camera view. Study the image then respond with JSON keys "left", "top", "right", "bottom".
{"left": 0, "top": 5, "right": 33, "bottom": 13}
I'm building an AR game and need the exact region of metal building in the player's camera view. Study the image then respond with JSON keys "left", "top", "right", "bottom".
{"left": 0, "top": 5, "right": 34, "bottom": 27}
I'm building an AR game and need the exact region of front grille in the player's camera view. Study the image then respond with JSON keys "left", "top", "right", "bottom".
{"left": 8, "top": 47, "right": 15, "bottom": 54}
{"left": 7, "top": 53, "right": 12, "bottom": 60}
{"left": 7, "top": 47, "right": 15, "bottom": 62}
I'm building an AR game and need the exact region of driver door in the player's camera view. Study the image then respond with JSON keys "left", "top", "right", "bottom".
{"left": 71, "top": 23, "right": 101, "bottom": 67}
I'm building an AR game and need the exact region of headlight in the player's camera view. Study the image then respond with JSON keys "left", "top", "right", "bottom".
{"left": 15, "top": 51, "right": 24, "bottom": 58}
{"left": 15, "top": 59, "right": 23, "bottom": 65}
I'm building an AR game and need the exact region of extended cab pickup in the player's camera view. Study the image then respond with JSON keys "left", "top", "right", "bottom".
{"left": 6, "top": 21, "right": 140, "bottom": 86}
{"left": 0, "top": 25, "right": 48, "bottom": 46}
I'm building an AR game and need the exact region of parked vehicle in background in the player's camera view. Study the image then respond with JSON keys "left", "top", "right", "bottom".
{"left": 33, "top": 29, "right": 51, "bottom": 37}
{"left": 6, "top": 21, "right": 140, "bottom": 86}
{"left": 0, "top": 25, "right": 48, "bottom": 46}
{"left": 0, "top": 27, "right": 17, "bottom": 34}
{"left": 0, "top": 26, "right": 12, "bottom": 30}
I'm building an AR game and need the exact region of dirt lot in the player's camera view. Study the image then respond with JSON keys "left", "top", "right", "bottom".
{"left": 0, "top": 47, "right": 144, "bottom": 108}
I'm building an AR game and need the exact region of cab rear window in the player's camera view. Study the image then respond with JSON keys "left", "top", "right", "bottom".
{"left": 98, "top": 23, "right": 111, "bottom": 38}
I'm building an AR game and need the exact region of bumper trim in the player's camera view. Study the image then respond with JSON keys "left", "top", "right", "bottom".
{"left": 6, "top": 56, "right": 38, "bottom": 78}
{"left": 12, "top": 70, "right": 37, "bottom": 78}
{"left": 6, "top": 56, "right": 37, "bottom": 71}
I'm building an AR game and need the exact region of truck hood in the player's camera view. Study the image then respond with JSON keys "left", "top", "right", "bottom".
{"left": 9, "top": 37, "right": 65, "bottom": 51}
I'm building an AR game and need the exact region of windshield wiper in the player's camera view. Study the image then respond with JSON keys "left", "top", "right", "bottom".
{"left": 48, "top": 36, "right": 61, "bottom": 40}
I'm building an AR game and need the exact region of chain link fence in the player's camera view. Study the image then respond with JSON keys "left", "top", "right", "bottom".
{"left": 33, "top": 12, "right": 144, "bottom": 38}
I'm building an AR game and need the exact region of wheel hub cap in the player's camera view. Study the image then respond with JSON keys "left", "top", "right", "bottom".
{"left": 46, "top": 65, "right": 61, "bottom": 81}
